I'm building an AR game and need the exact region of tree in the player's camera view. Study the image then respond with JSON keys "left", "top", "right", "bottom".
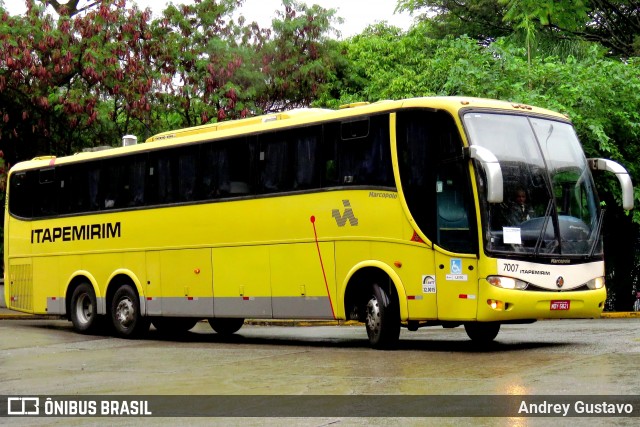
{"left": 145, "top": 0, "right": 265, "bottom": 129}
{"left": 0, "top": 0, "right": 161, "bottom": 159}
{"left": 0, "top": 0, "right": 345, "bottom": 158}
{"left": 258, "top": 0, "right": 342, "bottom": 112}
{"left": 396, "top": 0, "right": 511, "bottom": 42}
{"left": 397, "top": 0, "right": 640, "bottom": 57}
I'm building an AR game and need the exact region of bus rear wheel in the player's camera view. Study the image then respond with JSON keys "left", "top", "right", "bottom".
{"left": 365, "top": 283, "right": 400, "bottom": 349}
{"left": 464, "top": 322, "right": 500, "bottom": 343}
{"left": 70, "top": 283, "right": 100, "bottom": 334}
{"left": 111, "top": 284, "right": 150, "bottom": 338}
{"left": 208, "top": 318, "right": 244, "bottom": 335}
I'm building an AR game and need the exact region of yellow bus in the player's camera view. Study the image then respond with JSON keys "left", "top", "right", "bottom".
{"left": 3, "top": 97, "right": 634, "bottom": 348}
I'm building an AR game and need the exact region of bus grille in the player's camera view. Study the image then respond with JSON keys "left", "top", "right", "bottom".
{"left": 8, "top": 263, "right": 34, "bottom": 311}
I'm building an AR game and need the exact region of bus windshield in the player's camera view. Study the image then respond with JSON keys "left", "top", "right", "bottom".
{"left": 464, "top": 112, "right": 601, "bottom": 257}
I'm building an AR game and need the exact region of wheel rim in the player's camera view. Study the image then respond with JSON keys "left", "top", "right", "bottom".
{"left": 115, "top": 298, "right": 136, "bottom": 328}
{"left": 75, "top": 294, "right": 93, "bottom": 325}
{"left": 366, "top": 296, "right": 381, "bottom": 337}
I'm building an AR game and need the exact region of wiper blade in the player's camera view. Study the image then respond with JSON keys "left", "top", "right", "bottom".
{"left": 589, "top": 208, "right": 606, "bottom": 257}
{"left": 534, "top": 199, "right": 554, "bottom": 257}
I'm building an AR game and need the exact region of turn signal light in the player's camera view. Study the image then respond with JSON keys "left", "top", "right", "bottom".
{"left": 487, "top": 299, "right": 504, "bottom": 310}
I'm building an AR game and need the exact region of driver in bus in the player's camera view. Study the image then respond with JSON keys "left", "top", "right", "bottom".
{"left": 504, "top": 187, "right": 535, "bottom": 225}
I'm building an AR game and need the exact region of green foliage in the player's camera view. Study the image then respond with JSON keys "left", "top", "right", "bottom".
{"left": 259, "top": 0, "right": 342, "bottom": 112}
{"left": 398, "top": 0, "right": 640, "bottom": 57}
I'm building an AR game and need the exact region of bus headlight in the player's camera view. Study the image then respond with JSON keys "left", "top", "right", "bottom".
{"left": 487, "top": 276, "right": 529, "bottom": 290}
{"left": 586, "top": 277, "right": 605, "bottom": 290}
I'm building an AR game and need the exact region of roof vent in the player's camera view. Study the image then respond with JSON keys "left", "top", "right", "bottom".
{"left": 122, "top": 135, "right": 138, "bottom": 146}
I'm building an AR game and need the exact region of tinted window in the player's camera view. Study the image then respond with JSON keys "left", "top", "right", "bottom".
{"left": 324, "top": 114, "right": 394, "bottom": 187}
{"left": 258, "top": 126, "right": 321, "bottom": 193}
{"left": 397, "top": 109, "right": 475, "bottom": 253}
{"left": 11, "top": 114, "right": 394, "bottom": 219}
{"left": 8, "top": 171, "right": 33, "bottom": 218}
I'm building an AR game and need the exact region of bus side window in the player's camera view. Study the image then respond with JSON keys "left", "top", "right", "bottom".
{"left": 177, "top": 149, "right": 197, "bottom": 202}
{"left": 128, "top": 156, "right": 146, "bottom": 206}
{"left": 260, "top": 134, "right": 292, "bottom": 193}
{"left": 339, "top": 118, "right": 370, "bottom": 185}
{"left": 200, "top": 143, "right": 230, "bottom": 198}
{"left": 324, "top": 115, "right": 393, "bottom": 188}
{"left": 100, "top": 160, "right": 122, "bottom": 209}
{"left": 294, "top": 129, "right": 320, "bottom": 190}
{"left": 88, "top": 167, "right": 100, "bottom": 210}
{"left": 322, "top": 122, "right": 340, "bottom": 187}
{"left": 344, "top": 115, "right": 392, "bottom": 186}
{"left": 57, "top": 164, "right": 91, "bottom": 214}
{"left": 38, "top": 168, "right": 57, "bottom": 216}
{"left": 436, "top": 173, "right": 471, "bottom": 252}
{"left": 228, "top": 137, "right": 255, "bottom": 196}
{"left": 8, "top": 171, "right": 33, "bottom": 218}
{"left": 149, "top": 154, "right": 175, "bottom": 205}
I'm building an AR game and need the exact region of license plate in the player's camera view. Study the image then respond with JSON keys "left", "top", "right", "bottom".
{"left": 550, "top": 300, "right": 570, "bottom": 310}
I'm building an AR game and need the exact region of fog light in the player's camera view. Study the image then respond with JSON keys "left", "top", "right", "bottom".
{"left": 487, "top": 299, "right": 504, "bottom": 310}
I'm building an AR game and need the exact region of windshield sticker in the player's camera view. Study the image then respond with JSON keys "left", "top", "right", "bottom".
{"left": 422, "top": 275, "right": 436, "bottom": 293}
{"left": 503, "top": 227, "right": 522, "bottom": 244}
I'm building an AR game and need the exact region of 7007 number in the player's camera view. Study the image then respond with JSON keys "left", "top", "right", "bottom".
{"left": 502, "top": 263, "right": 520, "bottom": 273}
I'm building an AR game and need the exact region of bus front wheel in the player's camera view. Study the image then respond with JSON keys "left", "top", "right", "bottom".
{"left": 365, "top": 283, "right": 400, "bottom": 349}
{"left": 70, "top": 283, "right": 100, "bottom": 334}
{"left": 111, "top": 284, "right": 150, "bottom": 338}
{"left": 208, "top": 318, "right": 244, "bottom": 335}
{"left": 464, "top": 322, "right": 500, "bottom": 343}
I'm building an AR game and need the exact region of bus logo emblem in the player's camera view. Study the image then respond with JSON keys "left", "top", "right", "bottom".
{"left": 332, "top": 200, "right": 359, "bottom": 227}
{"left": 556, "top": 276, "right": 564, "bottom": 288}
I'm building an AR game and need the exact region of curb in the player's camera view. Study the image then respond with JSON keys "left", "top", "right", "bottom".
{"left": 0, "top": 310, "right": 63, "bottom": 320}
{"left": 245, "top": 319, "right": 361, "bottom": 327}
{"left": 600, "top": 312, "right": 640, "bottom": 319}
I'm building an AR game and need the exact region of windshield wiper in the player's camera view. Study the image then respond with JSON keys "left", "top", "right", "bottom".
{"left": 588, "top": 209, "right": 606, "bottom": 258}
{"left": 534, "top": 199, "right": 554, "bottom": 256}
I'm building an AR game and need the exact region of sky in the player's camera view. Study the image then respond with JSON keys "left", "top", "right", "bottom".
{"left": 2, "top": 0, "right": 415, "bottom": 38}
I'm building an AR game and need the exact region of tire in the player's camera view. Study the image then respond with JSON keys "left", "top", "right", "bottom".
{"left": 152, "top": 317, "right": 199, "bottom": 335}
{"left": 208, "top": 318, "right": 244, "bottom": 335}
{"left": 464, "top": 322, "right": 500, "bottom": 343}
{"left": 365, "top": 283, "right": 400, "bottom": 349}
{"left": 110, "top": 284, "right": 150, "bottom": 338}
{"left": 70, "top": 283, "right": 100, "bottom": 334}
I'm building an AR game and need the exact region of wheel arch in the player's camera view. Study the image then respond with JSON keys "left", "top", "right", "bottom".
{"left": 105, "top": 270, "right": 146, "bottom": 316}
{"left": 64, "top": 271, "right": 99, "bottom": 318}
{"left": 340, "top": 261, "right": 408, "bottom": 321}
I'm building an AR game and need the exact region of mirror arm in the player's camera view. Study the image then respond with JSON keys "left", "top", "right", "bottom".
{"left": 465, "top": 145, "right": 503, "bottom": 203}
{"left": 588, "top": 158, "right": 634, "bottom": 210}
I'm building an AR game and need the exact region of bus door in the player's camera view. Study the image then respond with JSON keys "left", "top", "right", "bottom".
{"left": 395, "top": 109, "right": 479, "bottom": 321}
{"left": 435, "top": 251, "right": 478, "bottom": 320}
{"left": 433, "top": 167, "right": 478, "bottom": 321}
